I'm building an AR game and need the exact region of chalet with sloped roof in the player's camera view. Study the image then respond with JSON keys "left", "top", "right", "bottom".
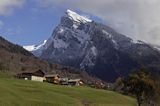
{"left": 17, "top": 70, "right": 45, "bottom": 82}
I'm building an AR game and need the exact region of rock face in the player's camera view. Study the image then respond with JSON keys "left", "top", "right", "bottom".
{"left": 27, "top": 10, "right": 160, "bottom": 82}
{"left": 23, "top": 40, "right": 47, "bottom": 57}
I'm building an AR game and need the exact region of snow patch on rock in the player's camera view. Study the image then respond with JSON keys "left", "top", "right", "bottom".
{"left": 58, "top": 28, "right": 64, "bottom": 33}
{"left": 91, "top": 46, "right": 97, "bottom": 56}
{"left": 80, "top": 46, "right": 97, "bottom": 70}
{"left": 74, "top": 29, "right": 90, "bottom": 44}
{"left": 102, "top": 30, "right": 112, "bottom": 38}
{"left": 66, "top": 9, "right": 92, "bottom": 23}
{"left": 23, "top": 40, "right": 47, "bottom": 52}
{"left": 131, "top": 39, "right": 146, "bottom": 44}
{"left": 53, "top": 39, "right": 68, "bottom": 49}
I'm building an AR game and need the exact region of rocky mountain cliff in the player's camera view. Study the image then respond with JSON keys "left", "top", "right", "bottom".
{"left": 25, "top": 10, "right": 160, "bottom": 82}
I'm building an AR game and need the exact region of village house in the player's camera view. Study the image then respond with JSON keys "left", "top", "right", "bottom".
{"left": 45, "top": 74, "right": 60, "bottom": 84}
{"left": 16, "top": 70, "right": 45, "bottom": 82}
{"left": 68, "top": 79, "right": 83, "bottom": 86}
{"left": 59, "top": 78, "right": 69, "bottom": 85}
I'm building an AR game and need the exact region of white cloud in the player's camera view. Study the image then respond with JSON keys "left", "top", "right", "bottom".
{"left": 35, "top": 0, "right": 160, "bottom": 45}
{"left": 0, "top": 0, "right": 25, "bottom": 16}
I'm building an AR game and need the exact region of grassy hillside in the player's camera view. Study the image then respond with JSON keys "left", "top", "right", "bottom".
{"left": 0, "top": 77, "right": 136, "bottom": 106}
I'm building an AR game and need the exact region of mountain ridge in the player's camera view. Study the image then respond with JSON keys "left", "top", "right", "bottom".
{"left": 0, "top": 36, "right": 54, "bottom": 73}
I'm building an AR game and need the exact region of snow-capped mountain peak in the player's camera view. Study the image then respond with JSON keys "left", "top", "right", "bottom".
{"left": 66, "top": 9, "right": 92, "bottom": 23}
{"left": 23, "top": 40, "right": 47, "bottom": 52}
{"left": 151, "top": 45, "right": 160, "bottom": 51}
{"left": 23, "top": 45, "right": 37, "bottom": 52}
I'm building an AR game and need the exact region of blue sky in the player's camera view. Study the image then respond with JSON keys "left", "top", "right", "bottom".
{"left": 0, "top": 1, "right": 65, "bottom": 45}
{"left": 0, "top": 0, "right": 160, "bottom": 45}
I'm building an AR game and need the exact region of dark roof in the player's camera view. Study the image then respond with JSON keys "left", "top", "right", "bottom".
{"left": 45, "top": 74, "right": 59, "bottom": 78}
{"left": 60, "top": 78, "right": 69, "bottom": 81}
{"left": 68, "top": 79, "right": 81, "bottom": 82}
{"left": 32, "top": 70, "right": 45, "bottom": 77}
{"left": 17, "top": 69, "right": 45, "bottom": 77}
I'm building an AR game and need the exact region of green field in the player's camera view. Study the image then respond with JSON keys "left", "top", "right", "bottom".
{"left": 0, "top": 76, "right": 136, "bottom": 106}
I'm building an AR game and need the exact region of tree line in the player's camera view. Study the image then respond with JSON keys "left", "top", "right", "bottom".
{"left": 114, "top": 68, "right": 160, "bottom": 106}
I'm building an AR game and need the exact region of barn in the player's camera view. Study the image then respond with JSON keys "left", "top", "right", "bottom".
{"left": 45, "top": 74, "right": 60, "bottom": 84}
{"left": 17, "top": 70, "right": 45, "bottom": 82}
{"left": 68, "top": 79, "right": 83, "bottom": 86}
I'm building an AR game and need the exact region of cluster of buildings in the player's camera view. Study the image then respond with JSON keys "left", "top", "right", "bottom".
{"left": 16, "top": 70, "right": 83, "bottom": 86}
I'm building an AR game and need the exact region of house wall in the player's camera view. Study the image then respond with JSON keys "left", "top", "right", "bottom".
{"left": 54, "top": 76, "right": 59, "bottom": 80}
{"left": 31, "top": 76, "right": 44, "bottom": 82}
{"left": 46, "top": 77, "right": 60, "bottom": 84}
{"left": 54, "top": 76, "right": 60, "bottom": 84}
{"left": 68, "top": 81, "right": 83, "bottom": 86}
{"left": 24, "top": 77, "right": 31, "bottom": 80}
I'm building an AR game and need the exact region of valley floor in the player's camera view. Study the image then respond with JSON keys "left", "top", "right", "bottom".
{"left": 0, "top": 78, "right": 136, "bottom": 106}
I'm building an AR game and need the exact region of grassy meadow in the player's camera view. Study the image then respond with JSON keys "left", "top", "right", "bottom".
{"left": 0, "top": 72, "right": 136, "bottom": 106}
